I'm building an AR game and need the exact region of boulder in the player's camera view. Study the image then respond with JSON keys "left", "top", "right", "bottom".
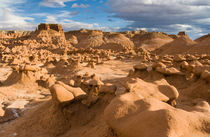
{"left": 180, "top": 61, "right": 189, "bottom": 69}
{"left": 69, "top": 79, "right": 75, "bottom": 87}
{"left": 133, "top": 63, "right": 148, "bottom": 70}
{"left": 104, "top": 94, "right": 210, "bottom": 137}
{"left": 125, "top": 78, "right": 169, "bottom": 102}
{"left": 201, "top": 70, "right": 210, "bottom": 82}
{"left": 156, "top": 67, "right": 183, "bottom": 75}
{"left": 23, "top": 65, "right": 40, "bottom": 71}
{"left": 152, "top": 62, "right": 166, "bottom": 69}
{"left": 173, "top": 54, "right": 186, "bottom": 62}
{"left": 56, "top": 81, "right": 87, "bottom": 100}
{"left": 83, "top": 74, "right": 104, "bottom": 86}
{"left": 50, "top": 84, "right": 74, "bottom": 104}
{"left": 125, "top": 78, "right": 179, "bottom": 105}
{"left": 99, "top": 83, "right": 117, "bottom": 94}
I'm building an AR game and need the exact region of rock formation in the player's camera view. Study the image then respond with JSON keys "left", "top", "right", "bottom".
{"left": 0, "top": 23, "right": 209, "bottom": 137}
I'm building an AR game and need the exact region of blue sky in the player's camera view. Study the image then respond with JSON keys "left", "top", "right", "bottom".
{"left": 0, "top": 0, "right": 210, "bottom": 39}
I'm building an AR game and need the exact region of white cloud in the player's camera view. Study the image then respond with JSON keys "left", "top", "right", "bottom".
{"left": 196, "top": 18, "right": 210, "bottom": 25}
{"left": 107, "top": 0, "right": 210, "bottom": 38}
{"left": 0, "top": 0, "right": 36, "bottom": 30}
{"left": 167, "top": 24, "right": 203, "bottom": 38}
{"left": 72, "top": 3, "right": 89, "bottom": 8}
{"left": 169, "top": 24, "right": 192, "bottom": 31}
{"left": 136, "top": 28, "right": 147, "bottom": 31}
{"left": 33, "top": 11, "right": 78, "bottom": 19}
{"left": 41, "top": 16, "right": 120, "bottom": 32}
{"left": 40, "top": 0, "right": 75, "bottom": 8}
{"left": 0, "top": 9, "right": 36, "bottom": 30}
{"left": 45, "top": 16, "right": 58, "bottom": 23}
{"left": 0, "top": 0, "right": 26, "bottom": 8}
{"left": 61, "top": 19, "right": 99, "bottom": 30}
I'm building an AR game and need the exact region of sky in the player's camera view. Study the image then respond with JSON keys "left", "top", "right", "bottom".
{"left": 0, "top": 0, "right": 210, "bottom": 39}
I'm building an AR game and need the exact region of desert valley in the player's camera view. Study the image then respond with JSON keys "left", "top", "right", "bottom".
{"left": 0, "top": 23, "right": 209, "bottom": 137}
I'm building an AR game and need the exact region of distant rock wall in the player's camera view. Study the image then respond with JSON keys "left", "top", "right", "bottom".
{"left": 37, "top": 24, "right": 63, "bottom": 32}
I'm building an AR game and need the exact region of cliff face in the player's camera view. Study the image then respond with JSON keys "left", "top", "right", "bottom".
{"left": 33, "top": 23, "right": 69, "bottom": 48}
{"left": 36, "top": 24, "right": 64, "bottom": 33}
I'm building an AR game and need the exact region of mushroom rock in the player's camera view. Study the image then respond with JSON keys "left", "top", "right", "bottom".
{"left": 86, "top": 61, "right": 95, "bottom": 69}
{"left": 50, "top": 84, "right": 74, "bottom": 105}
{"left": 80, "top": 74, "right": 104, "bottom": 106}
{"left": 56, "top": 81, "right": 87, "bottom": 100}
{"left": 83, "top": 74, "right": 104, "bottom": 87}
{"left": 74, "top": 75, "right": 83, "bottom": 87}
{"left": 45, "top": 75, "right": 56, "bottom": 88}
{"left": 3, "top": 64, "right": 43, "bottom": 88}
{"left": 95, "top": 56, "right": 103, "bottom": 64}
{"left": 69, "top": 58, "right": 82, "bottom": 70}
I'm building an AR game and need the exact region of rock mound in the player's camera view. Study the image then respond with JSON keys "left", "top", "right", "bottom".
{"left": 195, "top": 33, "right": 210, "bottom": 43}
{"left": 104, "top": 93, "right": 210, "bottom": 137}
{"left": 67, "top": 30, "right": 104, "bottom": 49}
{"left": 65, "top": 31, "right": 134, "bottom": 51}
{"left": 132, "top": 32, "right": 173, "bottom": 50}
{"left": 101, "top": 33, "right": 134, "bottom": 51}
{"left": 155, "top": 33, "right": 196, "bottom": 55}
{"left": 188, "top": 34, "right": 210, "bottom": 54}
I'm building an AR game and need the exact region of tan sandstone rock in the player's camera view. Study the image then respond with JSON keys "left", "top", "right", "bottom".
{"left": 50, "top": 84, "right": 74, "bottom": 104}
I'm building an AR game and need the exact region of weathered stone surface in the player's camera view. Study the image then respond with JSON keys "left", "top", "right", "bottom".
{"left": 56, "top": 81, "right": 87, "bottom": 100}
{"left": 50, "top": 84, "right": 74, "bottom": 104}
{"left": 0, "top": 105, "right": 5, "bottom": 117}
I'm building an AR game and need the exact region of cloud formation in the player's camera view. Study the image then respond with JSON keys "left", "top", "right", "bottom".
{"left": 40, "top": 0, "right": 75, "bottom": 8}
{"left": 0, "top": 0, "right": 36, "bottom": 30}
{"left": 72, "top": 3, "right": 89, "bottom": 8}
{"left": 107, "top": 0, "right": 210, "bottom": 37}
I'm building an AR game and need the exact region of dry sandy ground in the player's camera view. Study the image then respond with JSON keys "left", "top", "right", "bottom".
{"left": 0, "top": 59, "right": 139, "bottom": 136}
